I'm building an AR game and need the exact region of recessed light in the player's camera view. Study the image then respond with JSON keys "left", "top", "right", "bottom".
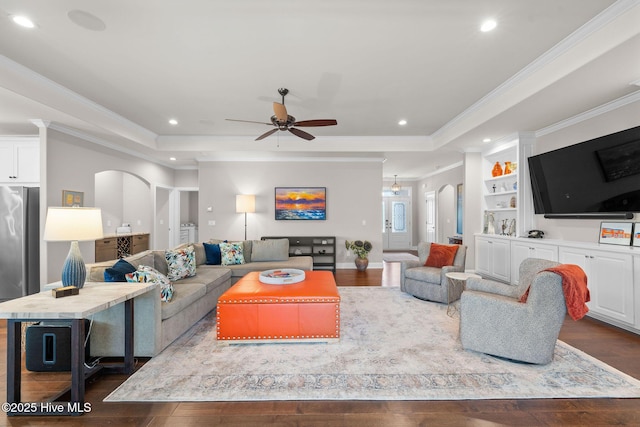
{"left": 480, "top": 19, "right": 497, "bottom": 32}
{"left": 12, "top": 15, "right": 35, "bottom": 28}
{"left": 168, "top": 119, "right": 178, "bottom": 125}
{"left": 483, "top": 138, "right": 492, "bottom": 143}
{"left": 398, "top": 119, "right": 407, "bottom": 126}
{"left": 169, "top": 157, "right": 176, "bottom": 161}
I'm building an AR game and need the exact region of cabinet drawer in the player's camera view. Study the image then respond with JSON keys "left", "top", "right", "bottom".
{"left": 132, "top": 234, "right": 149, "bottom": 253}
{"left": 96, "top": 238, "right": 117, "bottom": 249}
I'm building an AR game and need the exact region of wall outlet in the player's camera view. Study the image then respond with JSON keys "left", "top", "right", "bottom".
{"left": 208, "top": 220, "right": 215, "bottom": 226}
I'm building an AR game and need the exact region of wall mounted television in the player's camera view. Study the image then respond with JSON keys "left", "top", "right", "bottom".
{"left": 275, "top": 187, "right": 326, "bottom": 220}
{"left": 528, "top": 125, "right": 640, "bottom": 219}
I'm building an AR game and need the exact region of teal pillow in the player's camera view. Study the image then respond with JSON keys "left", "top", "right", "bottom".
{"left": 203, "top": 242, "right": 221, "bottom": 265}
{"left": 104, "top": 259, "right": 136, "bottom": 282}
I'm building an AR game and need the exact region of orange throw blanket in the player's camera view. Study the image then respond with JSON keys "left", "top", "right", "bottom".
{"left": 520, "top": 264, "right": 590, "bottom": 320}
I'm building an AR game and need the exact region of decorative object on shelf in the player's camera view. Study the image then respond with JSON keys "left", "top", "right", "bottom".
{"left": 483, "top": 211, "right": 489, "bottom": 234}
{"left": 62, "top": 190, "right": 84, "bottom": 207}
{"left": 508, "top": 219, "right": 516, "bottom": 236}
{"left": 391, "top": 175, "right": 401, "bottom": 194}
{"left": 633, "top": 223, "right": 640, "bottom": 247}
{"left": 598, "top": 222, "right": 633, "bottom": 246}
{"left": 501, "top": 219, "right": 508, "bottom": 235}
{"left": 491, "top": 161, "right": 503, "bottom": 177}
{"left": 236, "top": 194, "right": 255, "bottom": 240}
{"left": 492, "top": 184, "right": 496, "bottom": 193}
{"left": 513, "top": 181, "right": 517, "bottom": 190}
{"left": 501, "top": 182, "right": 508, "bottom": 192}
{"left": 275, "top": 187, "right": 326, "bottom": 220}
{"left": 259, "top": 269, "right": 305, "bottom": 285}
{"left": 504, "top": 161, "right": 513, "bottom": 174}
{"left": 510, "top": 196, "right": 516, "bottom": 208}
{"left": 43, "top": 207, "right": 104, "bottom": 288}
{"left": 345, "top": 239, "right": 372, "bottom": 271}
{"left": 486, "top": 212, "right": 495, "bottom": 234}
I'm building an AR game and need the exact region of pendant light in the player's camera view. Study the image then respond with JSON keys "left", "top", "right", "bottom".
{"left": 391, "top": 175, "right": 401, "bottom": 194}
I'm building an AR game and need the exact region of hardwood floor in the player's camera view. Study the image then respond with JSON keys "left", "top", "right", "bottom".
{"left": 1, "top": 262, "right": 639, "bottom": 426}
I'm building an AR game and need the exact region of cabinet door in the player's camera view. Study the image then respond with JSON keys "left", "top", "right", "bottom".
{"left": 510, "top": 242, "right": 532, "bottom": 284}
{"left": 132, "top": 234, "right": 149, "bottom": 254}
{"left": 0, "top": 143, "right": 14, "bottom": 182}
{"left": 532, "top": 243, "right": 558, "bottom": 262}
{"left": 475, "top": 238, "right": 491, "bottom": 276}
{"left": 490, "top": 238, "right": 510, "bottom": 282}
{"left": 14, "top": 143, "right": 40, "bottom": 183}
{"left": 590, "top": 251, "right": 633, "bottom": 324}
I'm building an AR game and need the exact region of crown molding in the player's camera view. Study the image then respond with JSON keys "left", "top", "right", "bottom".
{"left": 0, "top": 54, "right": 158, "bottom": 147}
{"left": 535, "top": 90, "right": 640, "bottom": 137}
{"left": 430, "top": 0, "right": 640, "bottom": 147}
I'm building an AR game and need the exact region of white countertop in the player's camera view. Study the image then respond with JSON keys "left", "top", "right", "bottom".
{"left": 0, "top": 282, "right": 156, "bottom": 319}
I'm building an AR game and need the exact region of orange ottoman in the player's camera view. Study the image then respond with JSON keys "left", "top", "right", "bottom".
{"left": 216, "top": 271, "right": 340, "bottom": 343}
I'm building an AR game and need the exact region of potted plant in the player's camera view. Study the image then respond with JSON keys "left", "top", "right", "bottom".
{"left": 345, "top": 240, "right": 373, "bottom": 271}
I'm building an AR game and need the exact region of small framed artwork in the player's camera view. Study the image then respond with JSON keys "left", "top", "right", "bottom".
{"left": 599, "top": 222, "right": 632, "bottom": 246}
{"left": 275, "top": 187, "right": 326, "bottom": 220}
{"left": 62, "top": 190, "right": 84, "bottom": 207}
{"left": 633, "top": 223, "right": 640, "bottom": 247}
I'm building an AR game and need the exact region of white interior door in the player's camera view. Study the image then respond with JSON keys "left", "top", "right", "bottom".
{"left": 425, "top": 191, "right": 436, "bottom": 243}
{"left": 382, "top": 197, "right": 411, "bottom": 250}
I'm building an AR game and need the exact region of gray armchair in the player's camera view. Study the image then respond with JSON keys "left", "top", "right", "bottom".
{"left": 460, "top": 258, "right": 565, "bottom": 365}
{"left": 400, "top": 242, "right": 467, "bottom": 303}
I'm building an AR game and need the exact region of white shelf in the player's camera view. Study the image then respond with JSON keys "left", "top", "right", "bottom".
{"left": 486, "top": 207, "right": 517, "bottom": 212}
{"left": 484, "top": 173, "right": 517, "bottom": 182}
{"left": 485, "top": 190, "right": 517, "bottom": 197}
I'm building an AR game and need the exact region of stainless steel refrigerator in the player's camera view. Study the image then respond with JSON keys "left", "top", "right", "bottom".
{"left": 0, "top": 186, "right": 40, "bottom": 301}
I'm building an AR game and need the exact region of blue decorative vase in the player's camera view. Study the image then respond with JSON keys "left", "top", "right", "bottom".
{"left": 61, "top": 241, "right": 87, "bottom": 288}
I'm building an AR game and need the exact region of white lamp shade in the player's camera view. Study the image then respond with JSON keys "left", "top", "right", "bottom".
{"left": 43, "top": 207, "right": 104, "bottom": 242}
{"left": 236, "top": 194, "right": 255, "bottom": 213}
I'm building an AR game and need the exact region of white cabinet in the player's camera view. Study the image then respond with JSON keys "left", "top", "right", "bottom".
{"left": 475, "top": 236, "right": 510, "bottom": 282}
{"left": 510, "top": 240, "right": 558, "bottom": 284}
{"left": 559, "top": 246, "right": 634, "bottom": 325}
{"left": 0, "top": 138, "right": 40, "bottom": 184}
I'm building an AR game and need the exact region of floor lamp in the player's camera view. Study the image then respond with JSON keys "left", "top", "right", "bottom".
{"left": 236, "top": 195, "right": 255, "bottom": 240}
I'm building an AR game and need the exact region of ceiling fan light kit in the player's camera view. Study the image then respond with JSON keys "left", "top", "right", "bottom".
{"left": 227, "top": 88, "right": 337, "bottom": 141}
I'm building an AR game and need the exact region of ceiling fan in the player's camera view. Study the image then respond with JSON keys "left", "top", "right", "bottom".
{"left": 226, "top": 88, "right": 337, "bottom": 141}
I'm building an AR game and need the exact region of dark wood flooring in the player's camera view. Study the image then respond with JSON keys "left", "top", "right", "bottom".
{"left": 1, "top": 262, "right": 639, "bottom": 426}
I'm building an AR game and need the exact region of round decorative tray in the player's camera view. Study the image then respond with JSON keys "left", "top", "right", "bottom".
{"left": 259, "top": 269, "right": 306, "bottom": 285}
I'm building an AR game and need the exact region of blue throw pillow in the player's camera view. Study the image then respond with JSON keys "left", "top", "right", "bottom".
{"left": 203, "top": 242, "right": 222, "bottom": 265}
{"left": 104, "top": 259, "right": 137, "bottom": 282}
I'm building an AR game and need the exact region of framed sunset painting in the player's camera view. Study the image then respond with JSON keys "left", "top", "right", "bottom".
{"left": 275, "top": 187, "right": 326, "bottom": 220}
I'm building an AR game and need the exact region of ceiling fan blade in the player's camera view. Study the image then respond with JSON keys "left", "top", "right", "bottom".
{"left": 255, "top": 128, "right": 279, "bottom": 141}
{"left": 226, "top": 119, "right": 272, "bottom": 125}
{"left": 273, "top": 102, "right": 288, "bottom": 122}
{"left": 288, "top": 127, "right": 315, "bottom": 141}
{"left": 293, "top": 119, "right": 338, "bottom": 127}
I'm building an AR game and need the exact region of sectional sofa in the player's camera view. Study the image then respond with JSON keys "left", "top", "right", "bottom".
{"left": 86, "top": 238, "right": 313, "bottom": 357}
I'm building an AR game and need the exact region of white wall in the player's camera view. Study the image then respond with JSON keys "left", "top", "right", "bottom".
{"left": 198, "top": 160, "right": 383, "bottom": 267}
{"left": 532, "top": 100, "right": 640, "bottom": 243}
{"left": 43, "top": 129, "right": 175, "bottom": 284}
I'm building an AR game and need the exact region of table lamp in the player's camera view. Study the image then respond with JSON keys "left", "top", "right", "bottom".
{"left": 236, "top": 194, "right": 255, "bottom": 240}
{"left": 43, "top": 207, "right": 104, "bottom": 288}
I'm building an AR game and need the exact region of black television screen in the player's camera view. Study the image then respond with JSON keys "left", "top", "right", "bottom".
{"left": 528, "top": 125, "right": 640, "bottom": 218}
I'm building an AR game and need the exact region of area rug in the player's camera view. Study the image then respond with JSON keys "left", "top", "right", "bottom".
{"left": 105, "top": 287, "right": 640, "bottom": 402}
{"left": 382, "top": 252, "right": 418, "bottom": 262}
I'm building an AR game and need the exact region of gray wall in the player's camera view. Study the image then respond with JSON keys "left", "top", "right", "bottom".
{"left": 43, "top": 129, "right": 175, "bottom": 283}
{"left": 198, "top": 160, "right": 383, "bottom": 268}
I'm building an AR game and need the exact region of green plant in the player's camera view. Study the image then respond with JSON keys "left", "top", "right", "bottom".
{"left": 345, "top": 240, "right": 373, "bottom": 259}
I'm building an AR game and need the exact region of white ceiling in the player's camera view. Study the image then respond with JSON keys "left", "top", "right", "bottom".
{"left": 0, "top": 0, "right": 639, "bottom": 179}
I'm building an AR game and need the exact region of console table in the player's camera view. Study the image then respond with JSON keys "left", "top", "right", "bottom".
{"left": 0, "top": 282, "right": 155, "bottom": 416}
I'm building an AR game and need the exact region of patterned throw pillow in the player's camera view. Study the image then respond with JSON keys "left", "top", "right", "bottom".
{"left": 125, "top": 265, "right": 175, "bottom": 302}
{"left": 220, "top": 242, "right": 245, "bottom": 265}
{"left": 165, "top": 245, "right": 196, "bottom": 281}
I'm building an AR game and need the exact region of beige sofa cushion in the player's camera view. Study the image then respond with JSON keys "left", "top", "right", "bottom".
{"left": 251, "top": 238, "right": 289, "bottom": 261}
{"left": 161, "top": 282, "right": 206, "bottom": 321}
